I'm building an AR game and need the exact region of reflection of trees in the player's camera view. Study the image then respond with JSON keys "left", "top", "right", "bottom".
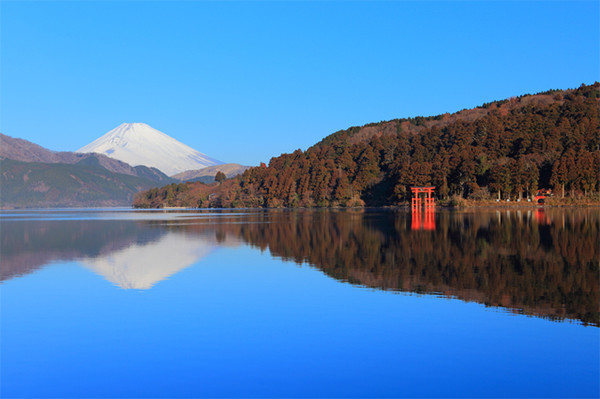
{"left": 2, "top": 209, "right": 597, "bottom": 325}
{"left": 177, "top": 209, "right": 598, "bottom": 326}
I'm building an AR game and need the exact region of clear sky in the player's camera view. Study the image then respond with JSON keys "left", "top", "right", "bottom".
{"left": 1, "top": 1, "right": 598, "bottom": 166}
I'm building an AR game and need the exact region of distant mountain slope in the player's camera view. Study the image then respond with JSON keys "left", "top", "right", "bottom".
{"left": 134, "top": 82, "right": 600, "bottom": 208}
{"left": 172, "top": 163, "right": 251, "bottom": 181}
{"left": 0, "top": 133, "right": 72, "bottom": 163}
{"left": 77, "top": 123, "right": 223, "bottom": 176}
{"left": 0, "top": 158, "right": 166, "bottom": 208}
{"left": 0, "top": 133, "right": 172, "bottom": 184}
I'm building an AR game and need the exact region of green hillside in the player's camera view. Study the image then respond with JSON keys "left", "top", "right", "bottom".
{"left": 1, "top": 158, "right": 167, "bottom": 208}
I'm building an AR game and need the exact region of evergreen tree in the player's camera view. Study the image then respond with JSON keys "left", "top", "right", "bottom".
{"left": 215, "top": 171, "right": 227, "bottom": 184}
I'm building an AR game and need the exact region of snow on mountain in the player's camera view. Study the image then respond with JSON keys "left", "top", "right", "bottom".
{"left": 77, "top": 123, "right": 223, "bottom": 176}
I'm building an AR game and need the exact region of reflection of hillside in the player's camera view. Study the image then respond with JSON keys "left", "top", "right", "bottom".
{"left": 1, "top": 219, "right": 225, "bottom": 289}
{"left": 2, "top": 209, "right": 597, "bottom": 325}
{"left": 1, "top": 220, "right": 163, "bottom": 281}
{"left": 175, "top": 209, "right": 598, "bottom": 326}
{"left": 80, "top": 232, "right": 216, "bottom": 289}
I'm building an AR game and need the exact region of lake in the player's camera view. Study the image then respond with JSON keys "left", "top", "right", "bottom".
{"left": 1, "top": 208, "right": 598, "bottom": 398}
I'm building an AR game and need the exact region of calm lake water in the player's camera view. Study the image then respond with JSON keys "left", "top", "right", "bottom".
{"left": 1, "top": 208, "right": 598, "bottom": 398}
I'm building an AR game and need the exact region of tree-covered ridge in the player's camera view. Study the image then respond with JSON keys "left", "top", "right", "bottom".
{"left": 312, "top": 86, "right": 572, "bottom": 148}
{"left": 1, "top": 158, "right": 168, "bottom": 209}
{"left": 133, "top": 83, "right": 599, "bottom": 208}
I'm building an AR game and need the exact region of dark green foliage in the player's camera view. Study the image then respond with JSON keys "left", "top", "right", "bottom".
{"left": 0, "top": 159, "right": 166, "bottom": 208}
{"left": 131, "top": 165, "right": 175, "bottom": 183}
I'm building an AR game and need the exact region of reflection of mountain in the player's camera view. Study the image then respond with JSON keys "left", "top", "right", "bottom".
{"left": 0, "top": 216, "right": 233, "bottom": 289}
{"left": 80, "top": 233, "right": 214, "bottom": 289}
{"left": 1, "top": 219, "right": 163, "bottom": 281}
{"left": 2, "top": 209, "right": 598, "bottom": 325}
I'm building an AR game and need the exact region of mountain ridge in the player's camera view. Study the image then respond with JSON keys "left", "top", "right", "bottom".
{"left": 0, "top": 158, "right": 172, "bottom": 208}
{"left": 0, "top": 134, "right": 178, "bottom": 208}
{"left": 0, "top": 132, "right": 172, "bottom": 183}
{"left": 172, "top": 163, "right": 251, "bottom": 181}
{"left": 77, "top": 123, "right": 223, "bottom": 176}
{"left": 312, "top": 87, "right": 570, "bottom": 149}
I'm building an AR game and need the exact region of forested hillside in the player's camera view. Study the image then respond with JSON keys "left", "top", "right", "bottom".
{"left": 134, "top": 83, "right": 599, "bottom": 208}
{"left": 0, "top": 158, "right": 169, "bottom": 208}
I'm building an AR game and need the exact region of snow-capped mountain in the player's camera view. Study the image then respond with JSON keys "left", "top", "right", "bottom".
{"left": 77, "top": 123, "right": 222, "bottom": 176}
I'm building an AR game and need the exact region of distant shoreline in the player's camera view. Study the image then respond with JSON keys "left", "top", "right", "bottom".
{"left": 2, "top": 199, "right": 599, "bottom": 211}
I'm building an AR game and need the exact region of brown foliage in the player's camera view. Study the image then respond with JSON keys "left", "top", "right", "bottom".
{"left": 134, "top": 83, "right": 600, "bottom": 208}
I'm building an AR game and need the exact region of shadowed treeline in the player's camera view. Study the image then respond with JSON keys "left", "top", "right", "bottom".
{"left": 2, "top": 209, "right": 597, "bottom": 325}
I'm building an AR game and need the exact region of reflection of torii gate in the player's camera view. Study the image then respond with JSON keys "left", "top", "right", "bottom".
{"left": 411, "top": 186, "right": 435, "bottom": 231}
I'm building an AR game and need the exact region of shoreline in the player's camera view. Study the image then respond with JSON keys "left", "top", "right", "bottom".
{"left": 3, "top": 199, "right": 600, "bottom": 211}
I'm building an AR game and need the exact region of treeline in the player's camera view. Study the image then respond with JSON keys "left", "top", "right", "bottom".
{"left": 134, "top": 83, "right": 599, "bottom": 208}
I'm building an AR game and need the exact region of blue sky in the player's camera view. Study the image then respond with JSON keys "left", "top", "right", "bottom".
{"left": 1, "top": 1, "right": 598, "bottom": 166}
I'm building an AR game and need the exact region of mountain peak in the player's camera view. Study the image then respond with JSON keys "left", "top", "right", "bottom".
{"left": 119, "top": 122, "right": 152, "bottom": 131}
{"left": 77, "top": 123, "right": 223, "bottom": 176}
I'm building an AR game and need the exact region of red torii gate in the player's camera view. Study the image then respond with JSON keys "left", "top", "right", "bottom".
{"left": 411, "top": 186, "right": 435, "bottom": 231}
{"left": 411, "top": 186, "right": 435, "bottom": 208}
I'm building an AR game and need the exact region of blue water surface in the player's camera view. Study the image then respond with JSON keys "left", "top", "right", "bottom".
{"left": 1, "top": 209, "right": 598, "bottom": 398}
